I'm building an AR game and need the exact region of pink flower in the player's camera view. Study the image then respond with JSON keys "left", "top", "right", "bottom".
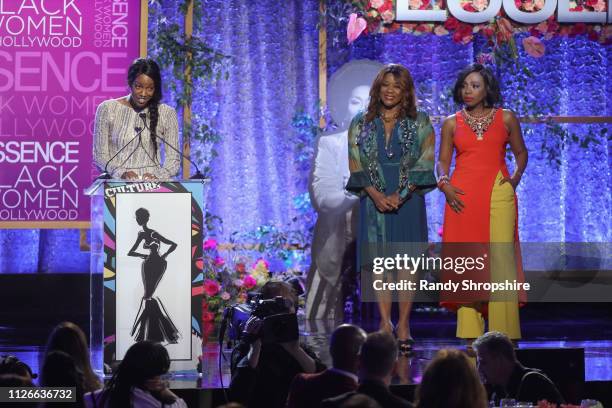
{"left": 496, "top": 17, "right": 514, "bottom": 42}
{"left": 453, "top": 23, "right": 473, "bottom": 44}
{"left": 415, "top": 24, "right": 433, "bottom": 33}
{"left": 535, "top": 0, "right": 545, "bottom": 8}
{"left": 523, "top": 0, "right": 535, "bottom": 10}
{"left": 535, "top": 21, "right": 548, "bottom": 33}
{"left": 409, "top": 0, "right": 423, "bottom": 8}
{"left": 593, "top": 0, "right": 606, "bottom": 11}
{"left": 203, "top": 279, "right": 220, "bottom": 297}
{"left": 253, "top": 258, "right": 269, "bottom": 269}
{"left": 370, "top": 0, "right": 385, "bottom": 8}
{"left": 481, "top": 26, "right": 495, "bottom": 37}
{"left": 203, "top": 238, "right": 217, "bottom": 250}
{"left": 381, "top": 9, "right": 394, "bottom": 24}
{"left": 473, "top": 0, "right": 489, "bottom": 11}
{"left": 243, "top": 275, "right": 257, "bottom": 290}
{"left": 402, "top": 23, "right": 417, "bottom": 32}
{"left": 233, "top": 278, "right": 244, "bottom": 288}
{"left": 347, "top": 13, "right": 367, "bottom": 44}
{"left": 586, "top": 0, "right": 606, "bottom": 11}
{"left": 434, "top": 25, "right": 449, "bottom": 36}
{"left": 378, "top": 0, "right": 393, "bottom": 13}
{"left": 221, "top": 291, "right": 231, "bottom": 301}
{"left": 213, "top": 256, "right": 225, "bottom": 266}
{"left": 462, "top": 1, "right": 477, "bottom": 11}
{"left": 522, "top": 36, "right": 545, "bottom": 57}
{"left": 476, "top": 52, "right": 494, "bottom": 64}
{"left": 444, "top": 16, "right": 460, "bottom": 30}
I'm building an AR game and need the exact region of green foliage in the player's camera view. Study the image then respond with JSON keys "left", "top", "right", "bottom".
{"left": 148, "top": 0, "right": 229, "bottom": 169}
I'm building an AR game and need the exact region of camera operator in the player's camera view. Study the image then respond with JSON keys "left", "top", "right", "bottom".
{"left": 228, "top": 281, "right": 325, "bottom": 408}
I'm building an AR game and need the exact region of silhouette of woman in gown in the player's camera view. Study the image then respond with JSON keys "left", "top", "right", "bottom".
{"left": 128, "top": 208, "right": 180, "bottom": 343}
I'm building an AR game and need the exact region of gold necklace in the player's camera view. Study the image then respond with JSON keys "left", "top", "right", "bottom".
{"left": 379, "top": 110, "right": 399, "bottom": 159}
{"left": 380, "top": 110, "right": 399, "bottom": 124}
{"left": 462, "top": 107, "right": 497, "bottom": 140}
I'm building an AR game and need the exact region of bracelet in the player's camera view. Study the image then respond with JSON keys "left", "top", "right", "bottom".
{"left": 437, "top": 175, "right": 449, "bottom": 190}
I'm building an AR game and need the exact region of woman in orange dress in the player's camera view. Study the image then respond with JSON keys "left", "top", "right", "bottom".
{"left": 437, "top": 64, "right": 528, "bottom": 344}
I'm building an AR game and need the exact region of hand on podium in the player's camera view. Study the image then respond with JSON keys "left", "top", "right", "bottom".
{"left": 142, "top": 173, "right": 158, "bottom": 180}
{"left": 121, "top": 171, "right": 139, "bottom": 180}
{"left": 120, "top": 171, "right": 158, "bottom": 181}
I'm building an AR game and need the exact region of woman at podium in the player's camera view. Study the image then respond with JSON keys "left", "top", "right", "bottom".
{"left": 93, "top": 58, "right": 180, "bottom": 180}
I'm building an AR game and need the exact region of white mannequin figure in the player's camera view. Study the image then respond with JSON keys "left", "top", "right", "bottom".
{"left": 306, "top": 61, "right": 383, "bottom": 320}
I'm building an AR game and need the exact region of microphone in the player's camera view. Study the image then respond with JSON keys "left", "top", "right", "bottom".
{"left": 97, "top": 122, "right": 146, "bottom": 180}
{"left": 138, "top": 113, "right": 205, "bottom": 179}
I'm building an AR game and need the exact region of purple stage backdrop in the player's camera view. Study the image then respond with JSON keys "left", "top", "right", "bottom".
{"left": 0, "top": 0, "right": 142, "bottom": 226}
{"left": 0, "top": 0, "right": 609, "bottom": 274}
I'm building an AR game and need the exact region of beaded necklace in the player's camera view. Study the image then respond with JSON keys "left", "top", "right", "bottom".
{"left": 462, "top": 107, "right": 497, "bottom": 140}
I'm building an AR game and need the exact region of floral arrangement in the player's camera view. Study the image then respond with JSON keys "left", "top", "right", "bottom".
{"left": 196, "top": 108, "right": 318, "bottom": 340}
{"left": 346, "top": 0, "right": 611, "bottom": 57}
{"left": 200, "top": 238, "right": 271, "bottom": 325}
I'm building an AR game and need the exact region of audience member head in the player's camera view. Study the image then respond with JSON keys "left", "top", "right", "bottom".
{"left": 330, "top": 324, "right": 367, "bottom": 374}
{"left": 339, "top": 393, "right": 382, "bottom": 408}
{"left": 0, "top": 373, "right": 34, "bottom": 387}
{"left": 44, "top": 321, "right": 101, "bottom": 392}
{"left": 40, "top": 351, "right": 85, "bottom": 407}
{"left": 472, "top": 331, "right": 517, "bottom": 387}
{"left": 260, "top": 280, "right": 298, "bottom": 313}
{"left": 0, "top": 374, "right": 36, "bottom": 408}
{"left": 359, "top": 331, "right": 397, "bottom": 383}
{"left": 0, "top": 354, "right": 36, "bottom": 380}
{"left": 415, "top": 348, "right": 488, "bottom": 408}
{"left": 41, "top": 351, "right": 83, "bottom": 386}
{"left": 102, "top": 341, "right": 170, "bottom": 408}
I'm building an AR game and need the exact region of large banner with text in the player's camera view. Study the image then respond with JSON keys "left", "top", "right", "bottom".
{"left": 0, "top": 0, "right": 144, "bottom": 227}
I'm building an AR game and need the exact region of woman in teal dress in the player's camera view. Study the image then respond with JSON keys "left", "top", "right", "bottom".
{"left": 346, "top": 64, "right": 436, "bottom": 355}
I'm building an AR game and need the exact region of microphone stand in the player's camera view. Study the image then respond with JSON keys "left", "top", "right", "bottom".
{"left": 97, "top": 120, "right": 146, "bottom": 180}
{"left": 138, "top": 113, "right": 205, "bottom": 179}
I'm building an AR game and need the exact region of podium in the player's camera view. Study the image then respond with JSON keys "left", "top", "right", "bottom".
{"left": 86, "top": 179, "right": 209, "bottom": 374}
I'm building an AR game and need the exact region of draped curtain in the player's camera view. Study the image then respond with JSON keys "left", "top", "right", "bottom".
{"left": 1, "top": 1, "right": 609, "bottom": 274}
